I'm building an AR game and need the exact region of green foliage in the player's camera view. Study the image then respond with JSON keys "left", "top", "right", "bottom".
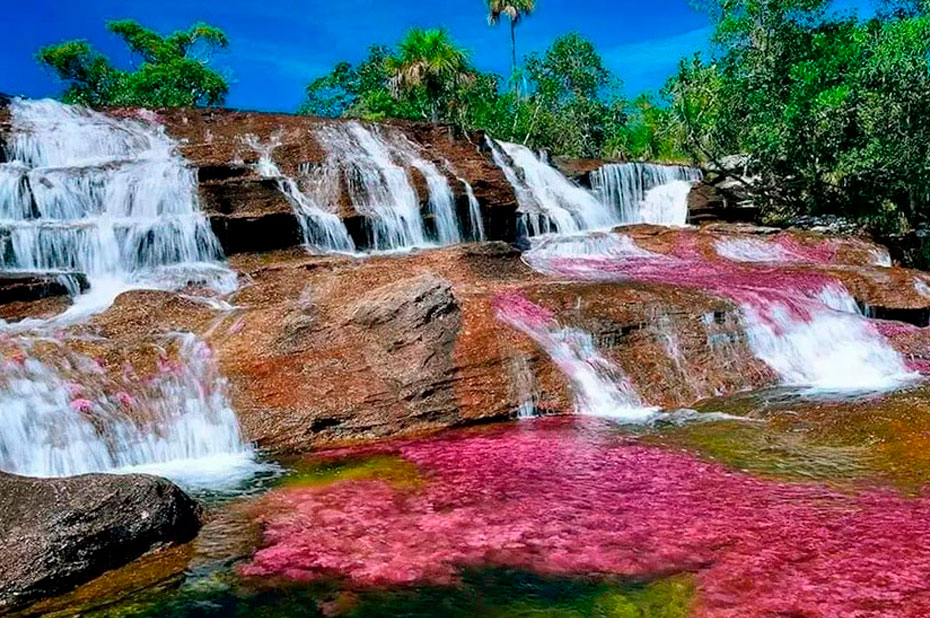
{"left": 665, "top": 0, "right": 930, "bottom": 230}
{"left": 37, "top": 19, "right": 229, "bottom": 108}
{"left": 386, "top": 28, "right": 474, "bottom": 122}
{"left": 510, "top": 33, "right": 624, "bottom": 157}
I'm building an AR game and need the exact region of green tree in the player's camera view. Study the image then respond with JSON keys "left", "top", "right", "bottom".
{"left": 665, "top": 0, "right": 930, "bottom": 233}
{"left": 385, "top": 28, "right": 473, "bottom": 122}
{"left": 486, "top": 0, "right": 537, "bottom": 93}
{"left": 521, "top": 33, "right": 623, "bottom": 157}
{"left": 37, "top": 19, "right": 229, "bottom": 108}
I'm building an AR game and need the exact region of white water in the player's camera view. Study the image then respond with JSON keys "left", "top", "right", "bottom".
{"left": 0, "top": 333, "right": 256, "bottom": 490}
{"left": 245, "top": 134, "right": 354, "bottom": 253}
{"left": 523, "top": 231, "right": 914, "bottom": 394}
{"left": 487, "top": 139, "right": 616, "bottom": 235}
{"left": 740, "top": 285, "right": 915, "bottom": 393}
{"left": 312, "top": 122, "right": 468, "bottom": 250}
{"left": 715, "top": 237, "right": 794, "bottom": 263}
{"left": 0, "top": 99, "right": 257, "bottom": 489}
{"left": 497, "top": 302, "right": 658, "bottom": 421}
{"left": 460, "top": 178, "right": 486, "bottom": 241}
{"left": 390, "top": 136, "right": 462, "bottom": 245}
{"left": 590, "top": 163, "right": 702, "bottom": 226}
{"left": 0, "top": 99, "right": 234, "bottom": 311}
{"left": 509, "top": 355, "right": 538, "bottom": 419}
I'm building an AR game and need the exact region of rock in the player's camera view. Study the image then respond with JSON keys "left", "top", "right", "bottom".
{"left": 687, "top": 178, "right": 760, "bottom": 225}
{"left": 0, "top": 472, "right": 202, "bottom": 614}
{"left": 0, "top": 273, "right": 88, "bottom": 305}
{"left": 551, "top": 156, "right": 615, "bottom": 186}
{"left": 348, "top": 275, "right": 461, "bottom": 423}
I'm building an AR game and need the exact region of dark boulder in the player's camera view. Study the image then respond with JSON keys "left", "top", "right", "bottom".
{"left": 0, "top": 472, "right": 202, "bottom": 614}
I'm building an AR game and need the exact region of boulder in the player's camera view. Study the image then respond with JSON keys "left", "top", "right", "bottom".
{"left": 0, "top": 472, "right": 202, "bottom": 614}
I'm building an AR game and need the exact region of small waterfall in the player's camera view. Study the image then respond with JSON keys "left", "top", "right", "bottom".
{"left": 0, "top": 99, "right": 231, "bottom": 307}
{"left": 740, "top": 284, "right": 912, "bottom": 391}
{"left": 509, "top": 354, "right": 538, "bottom": 418}
{"left": 389, "top": 137, "right": 462, "bottom": 245}
{"left": 313, "top": 122, "right": 427, "bottom": 250}
{"left": 0, "top": 100, "right": 256, "bottom": 490}
{"left": 495, "top": 292, "right": 658, "bottom": 421}
{"left": 590, "top": 163, "right": 702, "bottom": 226}
{"left": 486, "top": 138, "right": 617, "bottom": 235}
{"left": 0, "top": 333, "right": 256, "bottom": 489}
{"left": 459, "top": 177, "right": 486, "bottom": 241}
{"left": 523, "top": 232, "right": 914, "bottom": 393}
{"left": 245, "top": 135, "right": 354, "bottom": 253}
{"left": 312, "top": 122, "right": 466, "bottom": 251}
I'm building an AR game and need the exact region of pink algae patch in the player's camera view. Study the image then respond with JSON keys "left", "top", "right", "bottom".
{"left": 242, "top": 419, "right": 930, "bottom": 617}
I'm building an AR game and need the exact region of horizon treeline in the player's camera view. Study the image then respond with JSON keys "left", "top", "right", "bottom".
{"left": 32, "top": 0, "right": 930, "bottom": 245}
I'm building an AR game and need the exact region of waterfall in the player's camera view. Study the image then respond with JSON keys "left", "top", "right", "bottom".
{"left": 459, "top": 177, "right": 486, "bottom": 241}
{"left": 590, "top": 163, "right": 702, "bottom": 226}
{"left": 486, "top": 138, "right": 617, "bottom": 235}
{"left": 0, "top": 100, "right": 256, "bottom": 490}
{"left": 523, "top": 232, "right": 914, "bottom": 393}
{"left": 312, "top": 122, "right": 466, "bottom": 251}
{"left": 740, "top": 285, "right": 911, "bottom": 390}
{"left": 495, "top": 292, "right": 658, "bottom": 421}
{"left": 0, "top": 99, "right": 233, "bottom": 315}
{"left": 245, "top": 135, "right": 355, "bottom": 253}
{"left": 0, "top": 333, "right": 256, "bottom": 490}
{"left": 389, "top": 136, "right": 462, "bottom": 245}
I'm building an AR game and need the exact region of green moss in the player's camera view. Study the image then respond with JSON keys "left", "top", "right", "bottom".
{"left": 279, "top": 454, "right": 421, "bottom": 490}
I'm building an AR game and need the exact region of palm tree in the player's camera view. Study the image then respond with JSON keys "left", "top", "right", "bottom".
{"left": 486, "top": 0, "right": 536, "bottom": 94}
{"left": 386, "top": 28, "right": 472, "bottom": 123}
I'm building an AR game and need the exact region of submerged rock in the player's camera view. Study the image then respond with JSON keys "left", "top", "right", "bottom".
{"left": 0, "top": 472, "right": 202, "bottom": 614}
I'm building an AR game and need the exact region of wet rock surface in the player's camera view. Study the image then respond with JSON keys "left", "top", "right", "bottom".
{"left": 0, "top": 472, "right": 202, "bottom": 614}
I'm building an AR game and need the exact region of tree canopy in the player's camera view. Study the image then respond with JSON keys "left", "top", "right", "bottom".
{"left": 37, "top": 19, "right": 230, "bottom": 108}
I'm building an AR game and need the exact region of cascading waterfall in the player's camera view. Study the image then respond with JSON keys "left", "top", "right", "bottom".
{"left": 0, "top": 99, "right": 257, "bottom": 489}
{"left": 0, "top": 98, "right": 234, "bottom": 317}
{"left": 0, "top": 333, "right": 255, "bottom": 489}
{"left": 590, "top": 163, "right": 702, "bottom": 226}
{"left": 312, "top": 122, "right": 467, "bottom": 251}
{"left": 245, "top": 134, "right": 354, "bottom": 253}
{"left": 389, "top": 136, "right": 462, "bottom": 245}
{"left": 495, "top": 292, "right": 658, "bottom": 421}
{"left": 459, "top": 177, "right": 486, "bottom": 241}
{"left": 486, "top": 138, "right": 617, "bottom": 235}
{"left": 523, "top": 232, "right": 914, "bottom": 393}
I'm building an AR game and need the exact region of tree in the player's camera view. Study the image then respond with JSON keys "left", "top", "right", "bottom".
{"left": 385, "top": 28, "right": 473, "bottom": 122}
{"left": 486, "top": 0, "right": 537, "bottom": 93}
{"left": 37, "top": 19, "right": 229, "bottom": 108}
{"left": 665, "top": 0, "right": 930, "bottom": 234}
{"left": 521, "top": 33, "right": 623, "bottom": 157}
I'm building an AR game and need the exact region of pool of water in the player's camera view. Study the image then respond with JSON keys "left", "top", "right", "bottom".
{"left": 27, "top": 402, "right": 930, "bottom": 618}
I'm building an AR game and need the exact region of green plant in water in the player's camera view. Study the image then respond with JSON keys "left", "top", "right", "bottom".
{"left": 280, "top": 454, "right": 421, "bottom": 490}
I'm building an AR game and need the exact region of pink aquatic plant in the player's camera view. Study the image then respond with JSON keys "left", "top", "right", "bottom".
{"left": 242, "top": 419, "right": 930, "bottom": 617}
{"left": 68, "top": 398, "right": 94, "bottom": 413}
{"left": 493, "top": 291, "right": 555, "bottom": 330}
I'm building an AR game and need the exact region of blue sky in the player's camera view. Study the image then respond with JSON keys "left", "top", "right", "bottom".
{"left": 1, "top": 0, "right": 713, "bottom": 112}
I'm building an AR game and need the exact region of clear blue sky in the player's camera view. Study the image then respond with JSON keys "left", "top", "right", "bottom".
{"left": 1, "top": 0, "right": 714, "bottom": 112}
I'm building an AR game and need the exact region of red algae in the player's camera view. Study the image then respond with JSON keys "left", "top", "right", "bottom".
{"left": 242, "top": 419, "right": 930, "bottom": 617}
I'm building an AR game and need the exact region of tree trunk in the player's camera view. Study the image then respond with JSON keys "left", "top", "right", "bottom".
{"left": 511, "top": 20, "right": 518, "bottom": 97}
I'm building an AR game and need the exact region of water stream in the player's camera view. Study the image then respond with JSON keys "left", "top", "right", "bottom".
{"left": 0, "top": 99, "right": 257, "bottom": 489}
